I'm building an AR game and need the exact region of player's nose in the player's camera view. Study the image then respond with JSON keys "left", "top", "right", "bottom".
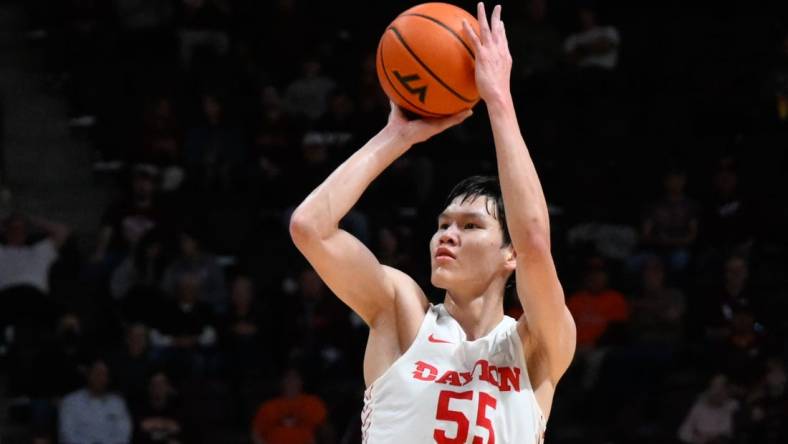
{"left": 438, "top": 227, "right": 459, "bottom": 246}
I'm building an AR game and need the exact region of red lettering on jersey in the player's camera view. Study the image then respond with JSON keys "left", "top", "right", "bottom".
{"left": 412, "top": 360, "right": 521, "bottom": 392}
{"left": 413, "top": 361, "right": 438, "bottom": 381}
{"left": 436, "top": 370, "right": 462, "bottom": 386}
{"left": 497, "top": 366, "right": 521, "bottom": 392}
{"left": 476, "top": 360, "right": 500, "bottom": 390}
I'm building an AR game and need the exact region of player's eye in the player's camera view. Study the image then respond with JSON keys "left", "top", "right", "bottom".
{"left": 464, "top": 223, "right": 477, "bottom": 229}
{"left": 439, "top": 223, "right": 449, "bottom": 230}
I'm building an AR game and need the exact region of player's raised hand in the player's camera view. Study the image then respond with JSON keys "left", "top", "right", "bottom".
{"left": 462, "top": 3, "right": 512, "bottom": 105}
{"left": 385, "top": 101, "right": 472, "bottom": 146}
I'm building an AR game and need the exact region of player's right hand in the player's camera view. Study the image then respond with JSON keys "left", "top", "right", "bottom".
{"left": 385, "top": 101, "right": 472, "bottom": 146}
{"left": 463, "top": 3, "right": 512, "bottom": 106}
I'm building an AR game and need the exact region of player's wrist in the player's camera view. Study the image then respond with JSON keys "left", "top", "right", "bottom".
{"left": 483, "top": 90, "right": 514, "bottom": 112}
{"left": 379, "top": 124, "right": 416, "bottom": 151}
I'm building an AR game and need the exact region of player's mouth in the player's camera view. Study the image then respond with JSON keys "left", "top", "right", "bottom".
{"left": 435, "top": 247, "right": 456, "bottom": 261}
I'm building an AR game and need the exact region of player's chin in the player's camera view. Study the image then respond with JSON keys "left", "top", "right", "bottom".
{"left": 430, "top": 267, "right": 452, "bottom": 289}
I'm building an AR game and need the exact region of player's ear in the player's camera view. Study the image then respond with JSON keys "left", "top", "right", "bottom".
{"left": 504, "top": 246, "right": 517, "bottom": 271}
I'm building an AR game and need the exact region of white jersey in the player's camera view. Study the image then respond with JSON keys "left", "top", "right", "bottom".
{"left": 362, "top": 304, "right": 546, "bottom": 444}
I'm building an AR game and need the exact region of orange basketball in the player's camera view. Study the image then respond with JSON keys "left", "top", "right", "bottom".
{"left": 376, "top": 3, "right": 481, "bottom": 117}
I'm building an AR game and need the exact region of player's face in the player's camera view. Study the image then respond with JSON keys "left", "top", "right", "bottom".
{"left": 429, "top": 196, "right": 515, "bottom": 294}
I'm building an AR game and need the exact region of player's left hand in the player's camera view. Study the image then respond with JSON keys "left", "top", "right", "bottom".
{"left": 463, "top": 3, "right": 512, "bottom": 105}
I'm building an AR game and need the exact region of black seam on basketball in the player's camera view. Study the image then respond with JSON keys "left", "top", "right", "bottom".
{"left": 379, "top": 42, "right": 449, "bottom": 117}
{"left": 389, "top": 26, "right": 476, "bottom": 104}
{"left": 400, "top": 13, "right": 475, "bottom": 60}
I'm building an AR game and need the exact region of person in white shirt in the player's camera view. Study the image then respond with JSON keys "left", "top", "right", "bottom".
{"left": 0, "top": 211, "right": 70, "bottom": 293}
{"left": 0, "top": 211, "right": 70, "bottom": 336}
{"left": 289, "top": 3, "right": 576, "bottom": 442}
{"left": 59, "top": 358, "right": 132, "bottom": 444}
{"left": 564, "top": 7, "right": 620, "bottom": 70}
{"left": 678, "top": 374, "right": 739, "bottom": 444}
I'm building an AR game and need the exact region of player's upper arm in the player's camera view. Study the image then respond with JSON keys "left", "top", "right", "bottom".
{"left": 516, "top": 235, "right": 576, "bottom": 383}
{"left": 290, "top": 215, "right": 415, "bottom": 326}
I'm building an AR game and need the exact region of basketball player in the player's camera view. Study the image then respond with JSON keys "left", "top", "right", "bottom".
{"left": 290, "top": 3, "right": 576, "bottom": 443}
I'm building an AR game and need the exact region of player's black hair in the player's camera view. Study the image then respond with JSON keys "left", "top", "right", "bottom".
{"left": 444, "top": 175, "right": 511, "bottom": 247}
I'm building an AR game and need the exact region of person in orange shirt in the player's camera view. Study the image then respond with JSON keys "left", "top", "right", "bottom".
{"left": 567, "top": 257, "right": 630, "bottom": 348}
{"left": 566, "top": 257, "right": 630, "bottom": 390}
{"left": 251, "top": 368, "right": 329, "bottom": 444}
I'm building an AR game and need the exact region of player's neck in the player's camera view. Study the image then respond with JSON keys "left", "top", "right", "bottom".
{"left": 442, "top": 292, "right": 505, "bottom": 341}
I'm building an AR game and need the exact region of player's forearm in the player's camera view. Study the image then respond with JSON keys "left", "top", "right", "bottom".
{"left": 291, "top": 126, "right": 410, "bottom": 239}
{"left": 487, "top": 95, "right": 551, "bottom": 247}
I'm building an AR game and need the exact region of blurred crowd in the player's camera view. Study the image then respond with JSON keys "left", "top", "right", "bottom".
{"left": 1, "top": 0, "right": 787, "bottom": 443}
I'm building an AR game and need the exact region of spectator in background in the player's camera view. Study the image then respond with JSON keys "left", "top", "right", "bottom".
{"left": 59, "top": 358, "right": 132, "bottom": 444}
{"left": 737, "top": 357, "right": 787, "bottom": 443}
{"left": 0, "top": 211, "right": 70, "bottom": 330}
{"left": 311, "top": 89, "right": 359, "bottom": 158}
{"left": 29, "top": 313, "right": 90, "bottom": 396}
{"left": 161, "top": 226, "right": 226, "bottom": 314}
{"left": 566, "top": 213, "right": 639, "bottom": 263}
{"left": 567, "top": 257, "right": 630, "bottom": 389}
{"left": 507, "top": 0, "right": 563, "bottom": 81}
{"left": 719, "top": 304, "right": 768, "bottom": 386}
{"left": 252, "top": 84, "right": 292, "bottom": 146}
{"left": 700, "top": 156, "right": 754, "bottom": 258}
{"left": 284, "top": 132, "right": 335, "bottom": 206}
{"left": 251, "top": 368, "right": 330, "bottom": 444}
{"left": 25, "top": 313, "right": 91, "bottom": 434}
{"left": 221, "top": 273, "right": 267, "bottom": 379}
{"left": 93, "top": 163, "right": 170, "bottom": 269}
{"left": 562, "top": 5, "right": 622, "bottom": 110}
{"left": 110, "top": 228, "right": 168, "bottom": 324}
{"left": 567, "top": 257, "right": 630, "bottom": 349}
{"left": 250, "top": 85, "right": 299, "bottom": 210}
{"left": 629, "top": 256, "right": 686, "bottom": 348}
{"left": 375, "top": 226, "right": 414, "bottom": 273}
{"left": 696, "top": 255, "right": 760, "bottom": 342}
{"left": 111, "top": 228, "right": 167, "bottom": 300}
{"left": 374, "top": 224, "right": 422, "bottom": 285}
{"left": 283, "top": 57, "right": 336, "bottom": 122}
{"left": 131, "top": 370, "right": 185, "bottom": 444}
{"left": 183, "top": 93, "right": 246, "bottom": 193}
{"left": 140, "top": 96, "right": 181, "bottom": 170}
{"left": 678, "top": 374, "right": 738, "bottom": 444}
{"left": 564, "top": 7, "right": 620, "bottom": 71}
{"left": 111, "top": 323, "right": 157, "bottom": 405}
{"left": 280, "top": 268, "right": 353, "bottom": 381}
{"left": 150, "top": 272, "right": 217, "bottom": 379}
{"left": 0, "top": 211, "right": 70, "bottom": 293}
{"left": 635, "top": 168, "right": 700, "bottom": 274}
{"left": 176, "top": 0, "right": 231, "bottom": 70}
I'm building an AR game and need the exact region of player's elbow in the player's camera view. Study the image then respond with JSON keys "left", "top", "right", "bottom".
{"left": 288, "top": 210, "right": 318, "bottom": 246}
